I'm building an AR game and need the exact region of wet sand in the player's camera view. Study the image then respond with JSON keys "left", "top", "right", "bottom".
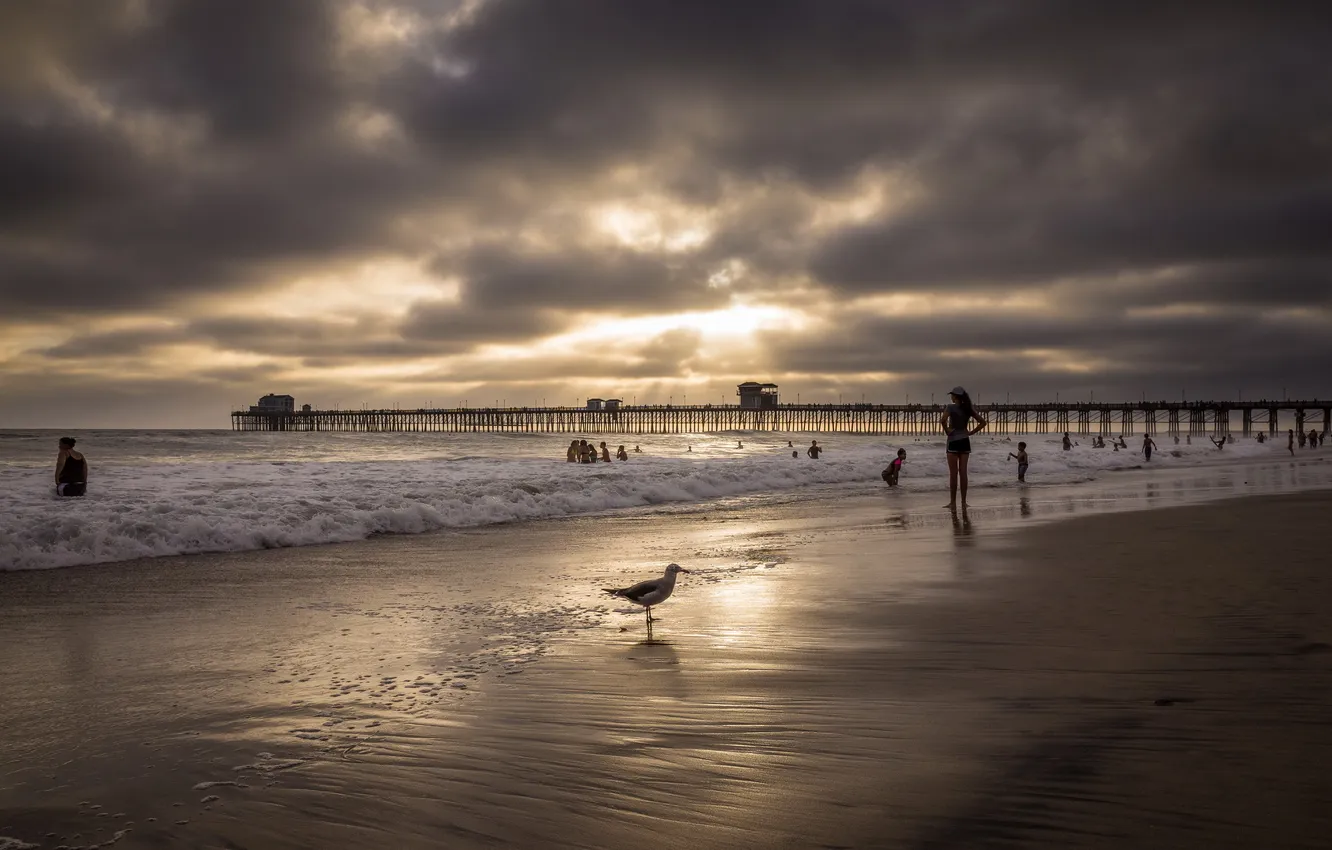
{"left": 2, "top": 473, "right": 1330, "bottom": 849}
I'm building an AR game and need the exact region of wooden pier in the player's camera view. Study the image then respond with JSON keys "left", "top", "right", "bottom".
{"left": 232, "top": 400, "right": 1329, "bottom": 436}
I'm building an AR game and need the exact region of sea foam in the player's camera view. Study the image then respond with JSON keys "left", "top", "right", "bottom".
{"left": 0, "top": 434, "right": 1278, "bottom": 570}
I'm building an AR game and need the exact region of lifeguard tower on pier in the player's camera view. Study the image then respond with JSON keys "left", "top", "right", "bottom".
{"left": 737, "top": 382, "right": 779, "bottom": 409}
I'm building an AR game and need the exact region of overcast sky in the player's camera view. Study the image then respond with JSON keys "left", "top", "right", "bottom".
{"left": 2, "top": 1, "right": 1329, "bottom": 427}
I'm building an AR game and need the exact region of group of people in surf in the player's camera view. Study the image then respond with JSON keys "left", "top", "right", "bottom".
{"left": 1290, "top": 428, "right": 1324, "bottom": 455}
{"left": 567, "top": 439, "right": 636, "bottom": 463}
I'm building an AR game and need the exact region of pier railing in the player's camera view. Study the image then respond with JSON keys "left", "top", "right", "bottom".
{"left": 231, "top": 401, "right": 1329, "bottom": 436}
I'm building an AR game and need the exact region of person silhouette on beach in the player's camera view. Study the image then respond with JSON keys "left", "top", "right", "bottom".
{"left": 1142, "top": 434, "right": 1157, "bottom": 461}
{"left": 566, "top": 440, "right": 579, "bottom": 462}
{"left": 599, "top": 441, "right": 611, "bottom": 462}
{"left": 942, "top": 386, "right": 987, "bottom": 509}
{"left": 1288, "top": 429, "right": 1296, "bottom": 456}
{"left": 807, "top": 440, "right": 822, "bottom": 459}
{"left": 55, "top": 437, "right": 87, "bottom": 497}
{"left": 1062, "top": 432, "right": 1072, "bottom": 451}
{"left": 634, "top": 445, "right": 642, "bottom": 453}
{"left": 616, "top": 445, "right": 629, "bottom": 461}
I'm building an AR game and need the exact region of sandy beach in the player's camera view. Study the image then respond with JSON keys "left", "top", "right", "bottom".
{"left": 2, "top": 462, "right": 1331, "bottom": 849}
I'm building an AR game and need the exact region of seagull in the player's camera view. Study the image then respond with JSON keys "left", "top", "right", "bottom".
{"left": 604, "top": 563, "right": 690, "bottom": 626}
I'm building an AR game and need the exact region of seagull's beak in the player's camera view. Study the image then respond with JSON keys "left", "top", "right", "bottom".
{"left": 678, "top": 567, "right": 691, "bottom": 574}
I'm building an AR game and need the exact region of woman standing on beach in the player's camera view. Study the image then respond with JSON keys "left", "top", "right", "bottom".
{"left": 941, "top": 386, "right": 986, "bottom": 509}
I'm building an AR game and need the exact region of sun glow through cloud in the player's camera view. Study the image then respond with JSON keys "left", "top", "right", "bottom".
{"left": 592, "top": 203, "right": 713, "bottom": 252}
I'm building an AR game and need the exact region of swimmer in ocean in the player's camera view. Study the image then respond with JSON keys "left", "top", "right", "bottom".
{"left": 55, "top": 437, "right": 88, "bottom": 497}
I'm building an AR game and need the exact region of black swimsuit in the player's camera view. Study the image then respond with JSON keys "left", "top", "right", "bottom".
{"left": 58, "top": 456, "right": 86, "bottom": 497}
{"left": 945, "top": 405, "right": 971, "bottom": 453}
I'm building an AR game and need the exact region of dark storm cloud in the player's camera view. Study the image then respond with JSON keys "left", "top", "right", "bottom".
{"left": 110, "top": 0, "right": 345, "bottom": 141}
{"left": 3, "top": 0, "right": 1331, "bottom": 411}
{"left": 39, "top": 315, "right": 454, "bottom": 362}
{"left": 809, "top": 180, "right": 1332, "bottom": 293}
{"left": 763, "top": 307, "right": 1332, "bottom": 401}
{"left": 399, "top": 299, "right": 568, "bottom": 349}
{"left": 1070, "top": 262, "right": 1332, "bottom": 313}
{"left": 0, "top": 0, "right": 442, "bottom": 314}
{"left": 40, "top": 326, "right": 187, "bottom": 359}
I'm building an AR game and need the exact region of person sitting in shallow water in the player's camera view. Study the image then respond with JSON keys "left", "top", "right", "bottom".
{"left": 616, "top": 445, "right": 628, "bottom": 461}
{"left": 55, "top": 437, "right": 88, "bottom": 497}
{"left": 566, "top": 440, "right": 579, "bottom": 462}
{"left": 599, "top": 441, "right": 611, "bottom": 462}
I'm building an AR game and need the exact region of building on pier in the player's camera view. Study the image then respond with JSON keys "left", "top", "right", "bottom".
{"left": 738, "top": 381, "right": 779, "bottom": 409}
{"left": 250, "top": 393, "right": 295, "bottom": 414}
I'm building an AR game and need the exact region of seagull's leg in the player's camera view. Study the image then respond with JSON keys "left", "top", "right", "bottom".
{"left": 645, "top": 605, "right": 652, "bottom": 625}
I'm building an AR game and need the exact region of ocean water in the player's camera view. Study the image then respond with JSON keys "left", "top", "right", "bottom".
{"left": 0, "top": 428, "right": 1290, "bottom": 571}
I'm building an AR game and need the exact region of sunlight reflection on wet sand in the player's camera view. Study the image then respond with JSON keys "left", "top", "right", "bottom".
{"left": 1, "top": 459, "right": 1330, "bottom": 847}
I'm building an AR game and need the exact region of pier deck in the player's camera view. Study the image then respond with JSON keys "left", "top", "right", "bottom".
{"left": 231, "top": 401, "right": 1328, "bottom": 436}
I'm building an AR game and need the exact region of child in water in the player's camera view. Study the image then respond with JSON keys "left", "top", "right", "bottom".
{"left": 883, "top": 449, "right": 907, "bottom": 486}
{"left": 1007, "top": 442, "right": 1029, "bottom": 482}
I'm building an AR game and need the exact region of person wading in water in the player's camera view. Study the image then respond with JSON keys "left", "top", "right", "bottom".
{"left": 941, "top": 386, "right": 987, "bottom": 510}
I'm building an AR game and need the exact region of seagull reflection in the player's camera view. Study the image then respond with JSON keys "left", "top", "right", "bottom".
{"left": 1020, "top": 497, "right": 1032, "bottom": 517}
{"left": 626, "top": 637, "right": 686, "bottom": 697}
